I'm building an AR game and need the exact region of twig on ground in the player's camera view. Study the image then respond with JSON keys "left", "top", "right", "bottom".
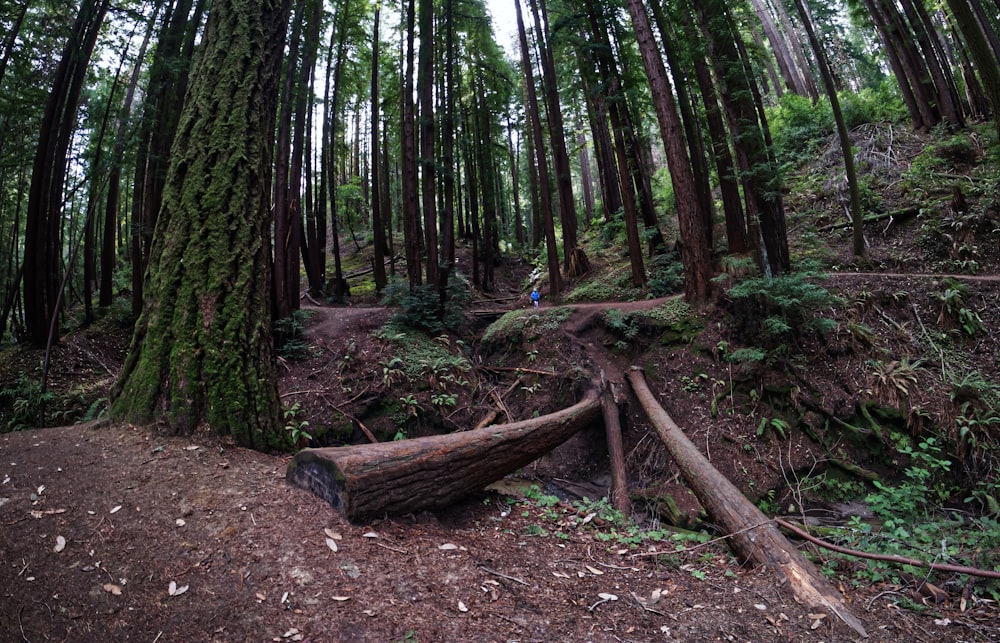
{"left": 477, "top": 564, "right": 530, "bottom": 586}
{"left": 775, "top": 518, "right": 1000, "bottom": 579}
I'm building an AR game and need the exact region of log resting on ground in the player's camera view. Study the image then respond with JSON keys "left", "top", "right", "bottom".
{"left": 627, "top": 367, "right": 868, "bottom": 638}
{"left": 287, "top": 385, "right": 602, "bottom": 522}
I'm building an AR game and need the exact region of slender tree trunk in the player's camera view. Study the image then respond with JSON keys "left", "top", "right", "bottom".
{"left": 0, "top": 1, "right": 29, "bottom": 87}
{"left": 696, "top": 0, "right": 788, "bottom": 277}
{"left": 790, "top": 0, "right": 866, "bottom": 258}
{"left": 23, "top": 0, "right": 111, "bottom": 346}
{"left": 437, "top": 0, "right": 457, "bottom": 310}
{"left": 947, "top": 0, "right": 1000, "bottom": 138}
{"left": 624, "top": 0, "right": 711, "bottom": 303}
{"left": 691, "top": 43, "right": 747, "bottom": 254}
{"left": 515, "top": 0, "right": 561, "bottom": 296}
{"left": 529, "top": 0, "right": 579, "bottom": 268}
{"left": 750, "top": 0, "right": 802, "bottom": 96}
{"left": 418, "top": 0, "right": 438, "bottom": 288}
{"left": 272, "top": 3, "right": 303, "bottom": 321}
{"left": 401, "top": 0, "right": 422, "bottom": 289}
{"left": 577, "top": 126, "right": 595, "bottom": 229}
{"left": 111, "top": 0, "right": 293, "bottom": 449}
{"left": 102, "top": 5, "right": 161, "bottom": 309}
{"left": 370, "top": 6, "right": 387, "bottom": 293}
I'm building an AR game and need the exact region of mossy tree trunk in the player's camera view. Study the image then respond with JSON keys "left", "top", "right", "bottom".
{"left": 111, "top": 0, "right": 292, "bottom": 451}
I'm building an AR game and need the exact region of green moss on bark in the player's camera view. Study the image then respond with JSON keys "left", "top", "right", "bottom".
{"left": 110, "top": 0, "right": 293, "bottom": 452}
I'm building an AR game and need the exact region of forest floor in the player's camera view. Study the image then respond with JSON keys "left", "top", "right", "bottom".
{"left": 3, "top": 123, "right": 1000, "bottom": 641}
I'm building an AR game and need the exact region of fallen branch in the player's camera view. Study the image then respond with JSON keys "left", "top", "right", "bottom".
{"left": 775, "top": 518, "right": 1000, "bottom": 580}
{"left": 627, "top": 367, "right": 868, "bottom": 638}
{"left": 480, "top": 366, "right": 558, "bottom": 376}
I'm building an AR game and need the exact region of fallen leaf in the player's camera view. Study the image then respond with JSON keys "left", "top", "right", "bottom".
{"left": 281, "top": 628, "right": 300, "bottom": 639}
{"left": 331, "top": 596, "right": 350, "bottom": 601}
{"left": 598, "top": 593, "right": 618, "bottom": 601}
{"left": 580, "top": 513, "right": 596, "bottom": 525}
{"left": 362, "top": 531, "right": 378, "bottom": 538}
{"left": 552, "top": 571, "right": 570, "bottom": 579}
{"left": 37, "top": 485, "right": 45, "bottom": 495}
{"left": 54, "top": 535, "right": 66, "bottom": 553}
{"left": 585, "top": 565, "right": 604, "bottom": 575}
{"left": 325, "top": 538, "right": 338, "bottom": 552}
{"left": 458, "top": 601, "right": 468, "bottom": 612}
{"left": 323, "top": 528, "right": 341, "bottom": 540}
{"left": 168, "top": 581, "right": 176, "bottom": 595}
{"left": 110, "top": 505, "right": 122, "bottom": 514}
{"left": 256, "top": 592, "right": 267, "bottom": 602}
{"left": 173, "top": 584, "right": 189, "bottom": 596}
{"left": 438, "top": 543, "right": 459, "bottom": 550}
{"left": 184, "top": 445, "right": 199, "bottom": 451}
{"left": 362, "top": 609, "right": 376, "bottom": 617}
{"left": 103, "top": 583, "right": 122, "bottom": 596}
{"left": 175, "top": 519, "right": 186, "bottom": 527}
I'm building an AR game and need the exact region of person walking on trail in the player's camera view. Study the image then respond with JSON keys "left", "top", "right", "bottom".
{"left": 531, "top": 288, "right": 540, "bottom": 309}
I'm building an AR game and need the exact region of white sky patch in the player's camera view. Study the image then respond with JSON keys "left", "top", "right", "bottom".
{"left": 485, "top": 0, "right": 519, "bottom": 56}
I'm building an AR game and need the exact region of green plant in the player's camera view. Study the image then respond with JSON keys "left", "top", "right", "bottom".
{"left": 381, "top": 272, "right": 471, "bottom": 334}
{"left": 1, "top": 375, "right": 55, "bottom": 432}
{"left": 756, "top": 416, "right": 789, "bottom": 439}
{"left": 724, "top": 266, "right": 840, "bottom": 360}
{"left": 934, "top": 278, "right": 984, "bottom": 336}
{"left": 868, "top": 358, "right": 920, "bottom": 410}
{"left": 399, "top": 394, "right": 420, "bottom": 418}
{"left": 380, "top": 357, "right": 405, "bottom": 387}
{"left": 283, "top": 402, "right": 313, "bottom": 446}
{"left": 274, "top": 309, "right": 314, "bottom": 358}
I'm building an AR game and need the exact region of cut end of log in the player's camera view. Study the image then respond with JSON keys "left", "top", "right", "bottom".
{"left": 286, "top": 449, "right": 348, "bottom": 512}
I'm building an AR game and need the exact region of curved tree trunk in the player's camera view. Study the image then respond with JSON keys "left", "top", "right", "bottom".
{"left": 111, "top": 0, "right": 293, "bottom": 450}
{"left": 23, "top": 0, "right": 111, "bottom": 347}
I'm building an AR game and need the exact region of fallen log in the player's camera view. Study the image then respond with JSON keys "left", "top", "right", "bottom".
{"left": 627, "top": 367, "right": 868, "bottom": 638}
{"left": 600, "top": 377, "right": 630, "bottom": 516}
{"left": 287, "top": 385, "right": 602, "bottom": 522}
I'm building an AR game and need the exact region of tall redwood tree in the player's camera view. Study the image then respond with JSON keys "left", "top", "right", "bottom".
{"left": 111, "top": 0, "right": 293, "bottom": 449}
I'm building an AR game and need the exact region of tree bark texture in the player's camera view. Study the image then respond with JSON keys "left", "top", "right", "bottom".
{"left": 624, "top": 0, "right": 711, "bottom": 303}
{"left": 111, "top": 0, "right": 292, "bottom": 450}
{"left": 601, "top": 382, "right": 630, "bottom": 516}
{"left": 287, "top": 387, "right": 602, "bottom": 522}
{"left": 23, "top": 0, "right": 110, "bottom": 346}
{"left": 627, "top": 368, "right": 868, "bottom": 638}
{"left": 515, "top": 0, "right": 561, "bottom": 296}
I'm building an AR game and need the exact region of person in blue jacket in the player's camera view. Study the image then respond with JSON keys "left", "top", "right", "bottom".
{"left": 531, "top": 288, "right": 540, "bottom": 309}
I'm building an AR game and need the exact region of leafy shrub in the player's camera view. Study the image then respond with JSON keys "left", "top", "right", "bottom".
{"left": 934, "top": 278, "right": 984, "bottom": 336}
{"left": 724, "top": 267, "right": 840, "bottom": 356}
{"left": 1, "top": 375, "right": 54, "bottom": 431}
{"left": 769, "top": 93, "right": 833, "bottom": 167}
{"left": 381, "top": 272, "right": 471, "bottom": 334}
{"left": 647, "top": 252, "right": 685, "bottom": 297}
{"left": 838, "top": 82, "right": 908, "bottom": 128}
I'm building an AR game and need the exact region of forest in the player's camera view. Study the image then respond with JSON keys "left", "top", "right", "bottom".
{"left": 1, "top": 0, "right": 1000, "bottom": 639}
